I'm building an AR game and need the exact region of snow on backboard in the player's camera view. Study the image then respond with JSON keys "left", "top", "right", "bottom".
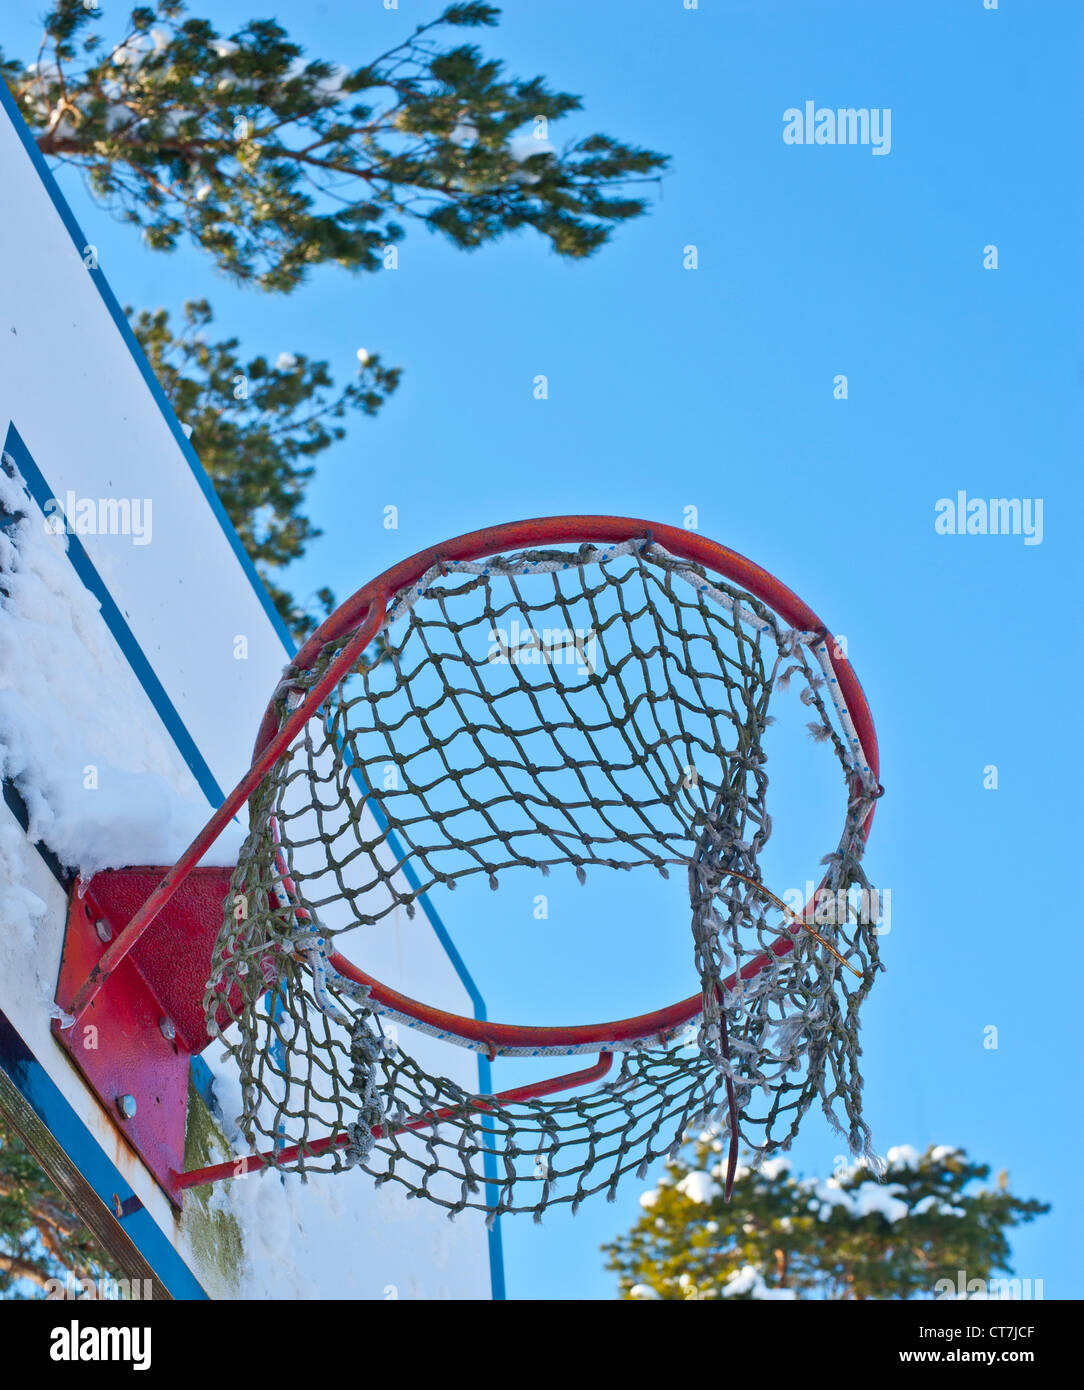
{"left": 0, "top": 83, "right": 499, "bottom": 1299}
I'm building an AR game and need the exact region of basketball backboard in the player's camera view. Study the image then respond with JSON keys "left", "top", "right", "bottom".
{"left": 0, "top": 82, "right": 500, "bottom": 1300}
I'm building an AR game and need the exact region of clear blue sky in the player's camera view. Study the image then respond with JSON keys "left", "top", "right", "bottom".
{"left": 3, "top": 0, "right": 1078, "bottom": 1298}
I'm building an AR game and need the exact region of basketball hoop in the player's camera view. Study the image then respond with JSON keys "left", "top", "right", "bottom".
{"left": 64, "top": 517, "right": 883, "bottom": 1220}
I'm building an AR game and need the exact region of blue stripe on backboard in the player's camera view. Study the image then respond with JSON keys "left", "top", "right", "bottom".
{"left": 188, "top": 1056, "right": 217, "bottom": 1113}
{"left": 0, "top": 77, "right": 504, "bottom": 1299}
{"left": 3, "top": 424, "right": 226, "bottom": 811}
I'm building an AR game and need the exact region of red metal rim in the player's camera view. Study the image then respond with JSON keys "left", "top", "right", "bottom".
{"left": 331, "top": 943, "right": 817, "bottom": 1056}
{"left": 255, "top": 516, "right": 881, "bottom": 1054}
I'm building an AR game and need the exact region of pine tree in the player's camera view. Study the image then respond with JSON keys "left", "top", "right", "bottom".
{"left": 1, "top": 2, "right": 667, "bottom": 636}
{"left": 129, "top": 299, "right": 399, "bottom": 637}
{"left": 4, "top": 1, "right": 667, "bottom": 292}
{"left": 0, "top": 1117, "right": 121, "bottom": 1298}
{"left": 604, "top": 1141, "right": 1049, "bottom": 1300}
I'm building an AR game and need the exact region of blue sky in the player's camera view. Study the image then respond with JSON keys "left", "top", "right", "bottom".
{"left": 3, "top": 0, "right": 1079, "bottom": 1298}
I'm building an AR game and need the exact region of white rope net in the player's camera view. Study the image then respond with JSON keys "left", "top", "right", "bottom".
{"left": 205, "top": 539, "right": 882, "bottom": 1220}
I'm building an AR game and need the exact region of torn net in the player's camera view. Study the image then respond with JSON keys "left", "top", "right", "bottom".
{"left": 205, "top": 539, "right": 881, "bottom": 1219}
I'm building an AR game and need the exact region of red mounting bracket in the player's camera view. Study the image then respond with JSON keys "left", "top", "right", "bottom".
{"left": 52, "top": 870, "right": 620, "bottom": 1207}
{"left": 53, "top": 867, "right": 234, "bottom": 1207}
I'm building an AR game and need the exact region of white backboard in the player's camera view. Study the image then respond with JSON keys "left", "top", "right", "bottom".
{"left": 0, "top": 82, "right": 499, "bottom": 1300}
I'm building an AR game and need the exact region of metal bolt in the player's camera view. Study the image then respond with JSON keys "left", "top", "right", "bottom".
{"left": 95, "top": 918, "right": 112, "bottom": 943}
{"left": 159, "top": 1017, "right": 176, "bottom": 1042}
{"left": 116, "top": 1094, "right": 137, "bottom": 1120}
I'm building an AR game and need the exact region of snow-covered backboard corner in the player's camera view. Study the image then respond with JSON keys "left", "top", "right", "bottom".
{"left": 0, "top": 82, "right": 499, "bottom": 1299}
